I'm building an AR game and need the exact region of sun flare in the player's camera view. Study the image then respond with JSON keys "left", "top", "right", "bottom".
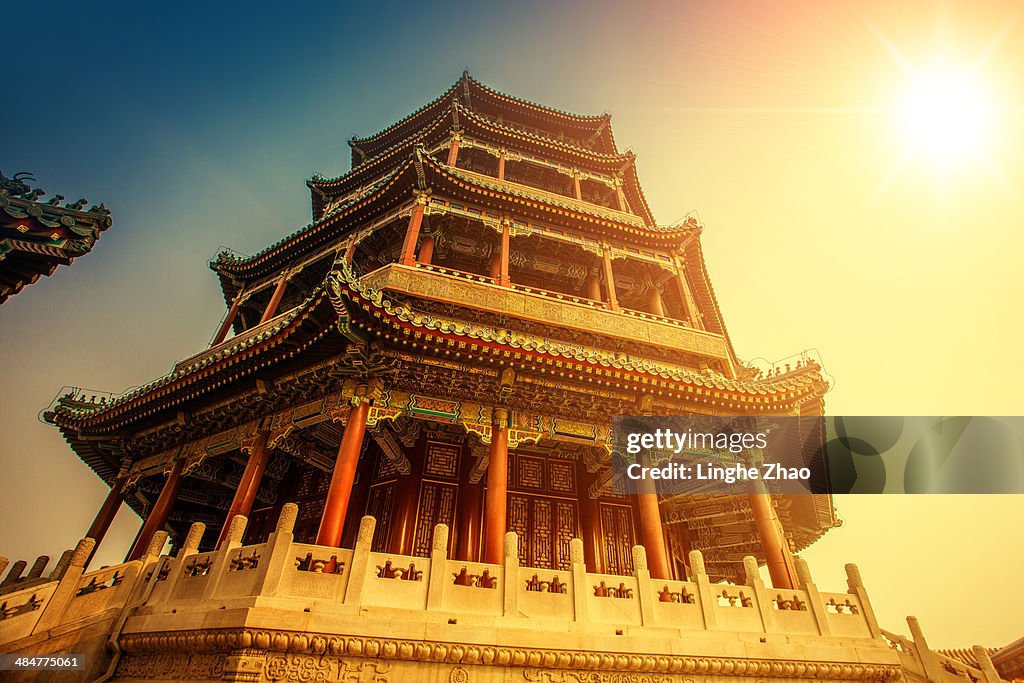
{"left": 898, "top": 68, "right": 994, "bottom": 167}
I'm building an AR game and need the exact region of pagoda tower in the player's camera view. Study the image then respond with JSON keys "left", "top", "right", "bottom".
{"left": 2, "top": 73, "right": 1006, "bottom": 683}
{"left": 44, "top": 72, "right": 832, "bottom": 587}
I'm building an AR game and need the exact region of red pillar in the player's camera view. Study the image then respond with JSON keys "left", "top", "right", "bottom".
{"left": 447, "top": 135, "right": 460, "bottom": 167}
{"left": 602, "top": 247, "right": 620, "bottom": 311}
{"left": 489, "top": 252, "right": 501, "bottom": 281}
{"left": 647, "top": 286, "right": 665, "bottom": 317}
{"left": 637, "top": 476, "right": 671, "bottom": 579}
{"left": 212, "top": 293, "right": 244, "bottom": 346}
{"left": 217, "top": 432, "right": 270, "bottom": 546}
{"left": 497, "top": 150, "right": 506, "bottom": 180}
{"left": 482, "top": 409, "right": 509, "bottom": 565}
{"left": 418, "top": 235, "right": 435, "bottom": 265}
{"left": 316, "top": 400, "right": 370, "bottom": 547}
{"left": 259, "top": 277, "right": 288, "bottom": 324}
{"left": 747, "top": 480, "right": 798, "bottom": 589}
{"left": 585, "top": 270, "right": 602, "bottom": 301}
{"left": 499, "top": 223, "right": 511, "bottom": 287}
{"left": 675, "top": 264, "right": 704, "bottom": 330}
{"left": 85, "top": 475, "right": 126, "bottom": 565}
{"left": 614, "top": 180, "right": 629, "bottom": 213}
{"left": 399, "top": 201, "right": 426, "bottom": 267}
{"left": 127, "top": 459, "right": 185, "bottom": 561}
{"left": 573, "top": 172, "right": 582, "bottom": 200}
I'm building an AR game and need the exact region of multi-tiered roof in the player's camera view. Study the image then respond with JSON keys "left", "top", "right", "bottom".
{"left": 47, "top": 74, "right": 832, "bottom": 579}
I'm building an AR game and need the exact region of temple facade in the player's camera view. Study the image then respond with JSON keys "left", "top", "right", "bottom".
{"left": 0, "top": 75, "right": 1013, "bottom": 682}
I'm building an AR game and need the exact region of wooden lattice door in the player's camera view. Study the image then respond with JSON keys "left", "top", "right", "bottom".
{"left": 600, "top": 503, "right": 636, "bottom": 575}
{"left": 411, "top": 481, "right": 457, "bottom": 557}
{"left": 507, "top": 493, "right": 578, "bottom": 570}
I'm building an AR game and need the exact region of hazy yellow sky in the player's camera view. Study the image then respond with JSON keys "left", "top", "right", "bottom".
{"left": 1, "top": 0, "right": 1021, "bottom": 651}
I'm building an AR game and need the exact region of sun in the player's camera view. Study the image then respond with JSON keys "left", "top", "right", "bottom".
{"left": 897, "top": 67, "right": 994, "bottom": 167}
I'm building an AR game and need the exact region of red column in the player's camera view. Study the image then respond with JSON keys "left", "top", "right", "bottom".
{"left": 316, "top": 400, "right": 370, "bottom": 547}
{"left": 85, "top": 475, "right": 126, "bottom": 564}
{"left": 217, "top": 432, "right": 270, "bottom": 546}
{"left": 747, "top": 478, "right": 798, "bottom": 589}
{"left": 127, "top": 459, "right": 185, "bottom": 561}
{"left": 259, "top": 277, "right": 288, "bottom": 324}
{"left": 573, "top": 171, "right": 582, "bottom": 200}
{"left": 499, "top": 223, "right": 511, "bottom": 287}
{"left": 447, "top": 135, "right": 461, "bottom": 167}
{"left": 647, "top": 286, "right": 665, "bottom": 317}
{"left": 482, "top": 409, "right": 509, "bottom": 565}
{"left": 399, "top": 202, "right": 426, "bottom": 267}
{"left": 212, "top": 293, "right": 244, "bottom": 346}
{"left": 675, "top": 264, "right": 704, "bottom": 330}
{"left": 585, "top": 271, "right": 602, "bottom": 302}
{"left": 637, "top": 475, "right": 671, "bottom": 579}
{"left": 497, "top": 150, "right": 506, "bottom": 180}
{"left": 418, "top": 235, "right": 435, "bottom": 265}
{"left": 489, "top": 252, "right": 501, "bottom": 281}
{"left": 602, "top": 247, "right": 620, "bottom": 311}
{"left": 614, "top": 180, "right": 629, "bottom": 213}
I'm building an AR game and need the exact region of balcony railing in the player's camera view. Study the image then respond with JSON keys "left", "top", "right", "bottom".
{"left": 359, "top": 264, "right": 731, "bottom": 362}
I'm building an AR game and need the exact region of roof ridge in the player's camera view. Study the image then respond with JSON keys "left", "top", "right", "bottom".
{"left": 467, "top": 75, "right": 610, "bottom": 125}
{"left": 460, "top": 104, "right": 626, "bottom": 160}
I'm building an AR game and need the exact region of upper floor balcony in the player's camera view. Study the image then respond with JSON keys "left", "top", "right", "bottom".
{"left": 358, "top": 262, "right": 731, "bottom": 365}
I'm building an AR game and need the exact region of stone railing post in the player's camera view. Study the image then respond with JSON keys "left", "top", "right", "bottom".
{"left": 34, "top": 538, "right": 96, "bottom": 632}
{"left": 632, "top": 545, "right": 655, "bottom": 626}
{"left": 743, "top": 555, "right": 772, "bottom": 633}
{"left": 253, "top": 503, "right": 298, "bottom": 599}
{"left": 343, "top": 516, "right": 376, "bottom": 607}
{"left": 142, "top": 531, "right": 169, "bottom": 565}
{"left": 795, "top": 558, "right": 832, "bottom": 636}
{"left": 27, "top": 556, "right": 49, "bottom": 579}
{"left": 570, "top": 538, "right": 587, "bottom": 624}
{"left": 426, "top": 524, "right": 449, "bottom": 611}
{"left": 158, "top": 524, "right": 205, "bottom": 603}
{"left": 907, "top": 616, "right": 947, "bottom": 683}
{"left": 202, "top": 515, "right": 247, "bottom": 599}
{"left": 502, "top": 532, "right": 519, "bottom": 617}
{"left": 124, "top": 531, "right": 170, "bottom": 604}
{"left": 48, "top": 549, "right": 75, "bottom": 581}
{"left": 689, "top": 549, "right": 717, "bottom": 630}
{"left": 845, "top": 563, "right": 882, "bottom": 637}
{"left": 972, "top": 645, "right": 1004, "bottom": 683}
{"left": 1, "top": 559, "right": 26, "bottom": 588}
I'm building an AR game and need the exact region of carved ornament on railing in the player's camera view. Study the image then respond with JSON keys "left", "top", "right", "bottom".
{"left": 524, "top": 573, "right": 566, "bottom": 594}
{"left": 75, "top": 571, "right": 123, "bottom": 596}
{"left": 295, "top": 553, "right": 344, "bottom": 575}
{"left": 593, "top": 581, "right": 633, "bottom": 599}
{"left": 772, "top": 593, "right": 807, "bottom": 611}
{"left": 452, "top": 567, "right": 497, "bottom": 589}
{"left": 375, "top": 560, "right": 422, "bottom": 581}
{"left": 718, "top": 589, "right": 753, "bottom": 607}
{"left": 657, "top": 585, "right": 695, "bottom": 604}
{"left": 0, "top": 593, "right": 43, "bottom": 620}
{"left": 825, "top": 597, "right": 860, "bottom": 615}
{"left": 184, "top": 558, "right": 213, "bottom": 577}
{"left": 228, "top": 550, "right": 261, "bottom": 572}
